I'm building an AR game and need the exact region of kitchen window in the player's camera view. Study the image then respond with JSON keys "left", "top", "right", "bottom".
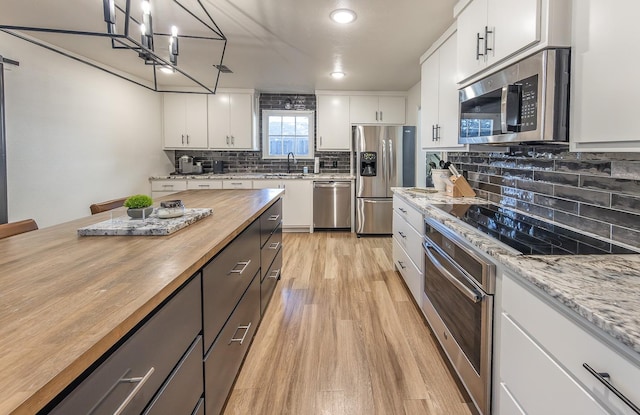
{"left": 262, "top": 110, "right": 314, "bottom": 159}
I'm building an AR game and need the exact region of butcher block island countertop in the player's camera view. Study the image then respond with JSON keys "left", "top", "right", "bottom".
{"left": 0, "top": 189, "right": 283, "bottom": 415}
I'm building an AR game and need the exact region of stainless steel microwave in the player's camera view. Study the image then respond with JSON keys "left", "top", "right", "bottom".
{"left": 458, "top": 48, "right": 570, "bottom": 145}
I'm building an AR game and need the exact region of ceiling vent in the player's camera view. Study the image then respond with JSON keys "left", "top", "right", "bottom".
{"left": 214, "top": 64, "right": 233, "bottom": 73}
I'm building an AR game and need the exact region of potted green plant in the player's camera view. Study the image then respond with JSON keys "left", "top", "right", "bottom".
{"left": 123, "top": 194, "right": 153, "bottom": 219}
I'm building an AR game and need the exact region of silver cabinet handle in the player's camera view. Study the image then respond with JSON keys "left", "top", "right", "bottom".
{"left": 181, "top": 134, "right": 185, "bottom": 144}
{"left": 226, "top": 136, "right": 229, "bottom": 145}
{"left": 436, "top": 125, "right": 441, "bottom": 140}
{"left": 186, "top": 134, "right": 189, "bottom": 144}
{"left": 583, "top": 363, "right": 640, "bottom": 414}
{"left": 398, "top": 231, "right": 407, "bottom": 239}
{"left": 268, "top": 269, "right": 280, "bottom": 279}
{"left": 375, "top": 111, "right": 379, "bottom": 121}
{"left": 484, "top": 26, "right": 493, "bottom": 57}
{"left": 113, "top": 367, "right": 155, "bottom": 415}
{"left": 162, "top": 184, "right": 174, "bottom": 188}
{"left": 397, "top": 260, "right": 406, "bottom": 270}
{"left": 380, "top": 111, "right": 383, "bottom": 121}
{"left": 432, "top": 124, "right": 437, "bottom": 141}
{"left": 198, "top": 184, "right": 210, "bottom": 188}
{"left": 268, "top": 242, "right": 280, "bottom": 250}
{"left": 231, "top": 135, "right": 235, "bottom": 145}
{"left": 229, "top": 260, "right": 251, "bottom": 275}
{"left": 268, "top": 214, "right": 280, "bottom": 222}
{"left": 229, "top": 322, "right": 252, "bottom": 345}
{"left": 398, "top": 207, "right": 407, "bottom": 213}
{"left": 319, "top": 136, "right": 323, "bottom": 146}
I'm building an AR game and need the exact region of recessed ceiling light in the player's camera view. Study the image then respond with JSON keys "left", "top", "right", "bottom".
{"left": 330, "top": 71, "right": 346, "bottom": 79}
{"left": 330, "top": 9, "right": 357, "bottom": 24}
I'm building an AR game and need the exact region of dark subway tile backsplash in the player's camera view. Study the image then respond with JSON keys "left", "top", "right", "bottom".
{"left": 448, "top": 146, "right": 640, "bottom": 249}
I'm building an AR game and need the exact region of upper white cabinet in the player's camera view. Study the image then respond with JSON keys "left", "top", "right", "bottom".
{"left": 570, "top": 0, "right": 640, "bottom": 152}
{"left": 316, "top": 94, "right": 351, "bottom": 151}
{"left": 208, "top": 92, "right": 257, "bottom": 150}
{"left": 349, "top": 95, "right": 406, "bottom": 124}
{"left": 420, "top": 29, "right": 466, "bottom": 151}
{"left": 163, "top": 94, "right": 208, "bottom": 149}
{"left": 455, "top": 0, "right": 571, "bottom": 83}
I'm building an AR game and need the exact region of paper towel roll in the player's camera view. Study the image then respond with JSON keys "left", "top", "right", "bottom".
{"left": 314, "top": 157, "right": 320, "bottom": 174}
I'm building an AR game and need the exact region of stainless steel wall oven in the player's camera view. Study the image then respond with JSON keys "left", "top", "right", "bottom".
{"left": 422, "top": 218, "right": 495, "bottom": 415}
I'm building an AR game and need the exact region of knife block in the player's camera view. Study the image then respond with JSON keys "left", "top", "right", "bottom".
{"left": 450, "top": 175, "right": 476, "bottom": 198}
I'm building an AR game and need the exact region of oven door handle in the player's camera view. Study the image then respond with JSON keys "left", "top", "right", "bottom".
{"left": 423, "top": 242, "right": 483, "bottom": 303}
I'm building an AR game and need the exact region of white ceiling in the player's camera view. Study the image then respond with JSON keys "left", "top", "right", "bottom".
{"left": 1, "top": 0, "right": 458, "bottom": 93}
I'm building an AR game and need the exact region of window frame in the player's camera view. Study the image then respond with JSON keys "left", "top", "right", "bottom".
{"left": 261, "top": 109, "right": 315, "bottom": 160}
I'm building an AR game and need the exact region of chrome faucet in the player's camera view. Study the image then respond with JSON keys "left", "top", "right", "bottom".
{"left": 287, "top": 152, "right": 296, "bottom": 173}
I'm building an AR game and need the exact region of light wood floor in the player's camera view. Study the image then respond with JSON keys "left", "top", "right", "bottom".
{"left": 224, "top": 232, "right": 475, "bottom": 415}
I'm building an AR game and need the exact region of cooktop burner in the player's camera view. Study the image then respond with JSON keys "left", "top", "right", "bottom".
{"left": 431, "top": 203, "right": 637, "bottom": 256}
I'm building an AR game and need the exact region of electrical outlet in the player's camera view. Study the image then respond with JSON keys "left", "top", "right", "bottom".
{"left": 332, "top": 160, "right": 338, "bottom": 168}
{"left": 319, "top": 161, "right": 325, "bottom": 168}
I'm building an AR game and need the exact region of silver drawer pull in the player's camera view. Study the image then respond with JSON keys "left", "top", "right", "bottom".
{"left": 583, "top": 363, "right": 640, "bottom": 414}
{"left": 398, "top": 231, "right": 407, "bottom": 239}
{"left": 398, "top": 207, "right": 407, "bottom": 213}
{"left": 268, "top": 269, "right": 280, "bottom": 279}
{"left": 397, "top": 260, "right": 406, "bottom": 270}
{"left": 113, "top": 367, "right": 155, "bottom": 415}
{"left": 198, "top": 184, "right": 210, "bottom": 188}
{"left": 229, "top": 322, "right": 252, "bottom": 345}
{"left": 229, "top": 260, "right": 251, "bottom": 275}
{"left": 162, "top": 184, "right": 173, "bottom": 188}
{"left": 268, "top": 242, "right": 280, "bottom": 250}
{"left": 268, "top": 214, "right": 280, "bottom": 222}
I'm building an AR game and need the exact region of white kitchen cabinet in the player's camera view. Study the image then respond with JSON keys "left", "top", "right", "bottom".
{"left": 150, "top": 179, "right": 187, "bottom": 199}
{"left": 316, "top": 94, "right": 351, "bottom": 151}
{"left": 349, "top": 95, "right": 406, "bottom": 124}
{"left": 420, "top": 29, "right": 466, "bottom": 151}
{"left": 454, "top": 0, "right": 571, "bottom": 83}
{"left": 222, "top": 180, "right": 253, "bottom": 189}
{"left": 163, "top": 94, "right": 208, "bottom": 149}
{"left": 253, "top": 180, "right": 312, "bottom": 231}
{"left": 186, "top": 180, "right": 223, "bottom": 190}
{"left": 497, "top": 272, "right": 640, "bottom": 415}
{"left": 391, "top": 195, "right": 424, "bottom": 305}
{"left": 570, "top": 0, "right": 640, "bottom": 151}
{"left": 208, "top": 92, "right": 257, "bottom": 150}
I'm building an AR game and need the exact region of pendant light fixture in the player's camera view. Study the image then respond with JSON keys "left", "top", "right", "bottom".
{"left": 0, "top": 0, "right": 228, "bottom": 94}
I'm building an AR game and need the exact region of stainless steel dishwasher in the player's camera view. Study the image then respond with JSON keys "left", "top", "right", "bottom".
{"left": 313, "top": 181, "right": 352, "bottom": 229}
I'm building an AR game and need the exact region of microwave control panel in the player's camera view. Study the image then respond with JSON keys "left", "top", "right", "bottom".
{"left": 519, "top": 75, "right": 538, "bottom": 131}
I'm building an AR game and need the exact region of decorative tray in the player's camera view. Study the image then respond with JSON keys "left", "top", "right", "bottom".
{"left": 77, "top": 208, "right": 212, "bottom": 236}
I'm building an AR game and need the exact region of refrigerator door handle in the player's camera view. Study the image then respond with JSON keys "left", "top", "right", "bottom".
{"left": 381, "top": 138, "right": 387, "bottom": 186}
{"left": 388, "top": 138, "right": 394, "bottom": 186}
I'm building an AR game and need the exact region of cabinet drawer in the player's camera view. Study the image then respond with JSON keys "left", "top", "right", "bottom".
{"left": 143, "top": 336, "right": 203, "bottom": 415}
{"left": 392, "top": 210, "right": 424, "bottom": 272}
{"left": 392, "top": 237, "right": 423, "bottom": 306}
{"left": 500, "top": 313, "right": 608, "bottom": 414}
{"left": 151, "top": 180, "right": 187, "bottom": 192}
{"left": 203, "top": 219, "right": 260, "bottom": 351}
{"left": 261, "top": 224, "right": 281, "bottom": 274}
{"left": 187, "top": 180, "right": 223, "bottom": 190}
{"left": 393, "top": 195, "right": 424, "bottom": 234}
{"left": 51, "top": 275, "right": 202, "bottom": 415}
{"left": 260, "top": 198, "right": 282, "bottom": 247}
{"left": 503, "top": 275, "right": 640, "bottom": 414}
{"left": 222, "top": 180, "right": 252, "bottom": 189}
{"left": 261, "top": 248, "right": 282, "bottom": 315}
{"left": 204, "top": 273, "right": 260, "bottom": 415}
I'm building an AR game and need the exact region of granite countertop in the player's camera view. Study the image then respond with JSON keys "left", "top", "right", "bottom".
{"left": 150, "top": 172, "right": 356, "bottom": 180}
{"left": 392, "top": 187, "right": 640, "bottom": 359}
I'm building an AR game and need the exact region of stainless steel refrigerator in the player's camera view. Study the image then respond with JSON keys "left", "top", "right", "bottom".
{"left": 355, "top": 125, "right": 413, "bottom": 235}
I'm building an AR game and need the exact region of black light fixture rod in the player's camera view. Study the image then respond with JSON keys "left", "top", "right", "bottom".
{"left": 174, "top": 0, "right": 226, "bottom": 40}
{"left": 0, "top": 25, "right": 120, "bottom": 38}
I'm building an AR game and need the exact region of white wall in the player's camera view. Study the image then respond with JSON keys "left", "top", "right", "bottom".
{"left": 1, "top": 32, "right": 174, "bottom": 227}
{"left": 407, "top": 81, "right": 427, "bottom": 187}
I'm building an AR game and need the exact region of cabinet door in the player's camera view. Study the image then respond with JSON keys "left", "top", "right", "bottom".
{"left": 184, "top": 94, "right": 208, "bottom": 148}
{"left": 378, "top": 96, "right": 406, "bottom": 124}
{"left": 420, "top": 49, "right": 440, "bottom": 149}
{"left": 571, "top": 0, "right": 640, "bottom": 150}
{"left": 487, "top": 0, "right": 540, "bottom": 64}
{"left": 456, "top": 0, "right": 488, "bottom": 82}
{"left": 228, "top": 93, "right": 255, "bottom": 149}
{"left": 281, "top": 180, "right": 312, "bottom": 228}
{"left": 163, "top": 94, "right": 187, "bottom": 148}
{"left": 349, "top": 95, "right": 380, "bottom": 124}
{"left": 208, "top": 93, "right": 231, "bottom": 149}
{"left": 317, "top": 95, "right": 351, "bottom": 150}
{"left": 252, "top": 180, "right": 282, "bottom": 190}
{"left": 437, "top": 32, "right": 465, "bottom": 150}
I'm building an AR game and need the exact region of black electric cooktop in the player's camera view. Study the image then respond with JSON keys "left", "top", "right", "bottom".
{"left": 431, "top": 203, "right": 637, "bottom": 256}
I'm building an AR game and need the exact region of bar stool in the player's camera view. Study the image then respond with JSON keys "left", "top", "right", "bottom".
{"left": 0, "top": 219, "right": 38, "bottom": 239}
{"left": 90, "top": 197, "right": 128, "bottom": 215}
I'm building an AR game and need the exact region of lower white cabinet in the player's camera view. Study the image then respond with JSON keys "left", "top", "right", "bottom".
{"left": 222, "top": 180, "right": 253, "bottom": 189}
{"left": 497, "top": 272, "right": 640, "bottom": 415}
{"left": 253, "top": 180, "right": 312, "bottom": 231}
{"left": 187, "top": 180, "right": 223, "bottom": 190}
{"left": 151, "top": 180, "right": 187, "bottom": 200}
{"left": 391, "top": 195, "right": 424, "bottom": 305}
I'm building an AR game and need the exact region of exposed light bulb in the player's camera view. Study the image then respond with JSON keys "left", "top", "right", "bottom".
{"left": 140, "top": 23, "right": 146, "bottom": 35}
{"left": 171, "top": 25, "right": 178, "bottom": 37}
{"left": 141, "top": 0, "right": 151, "bottom": 15}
